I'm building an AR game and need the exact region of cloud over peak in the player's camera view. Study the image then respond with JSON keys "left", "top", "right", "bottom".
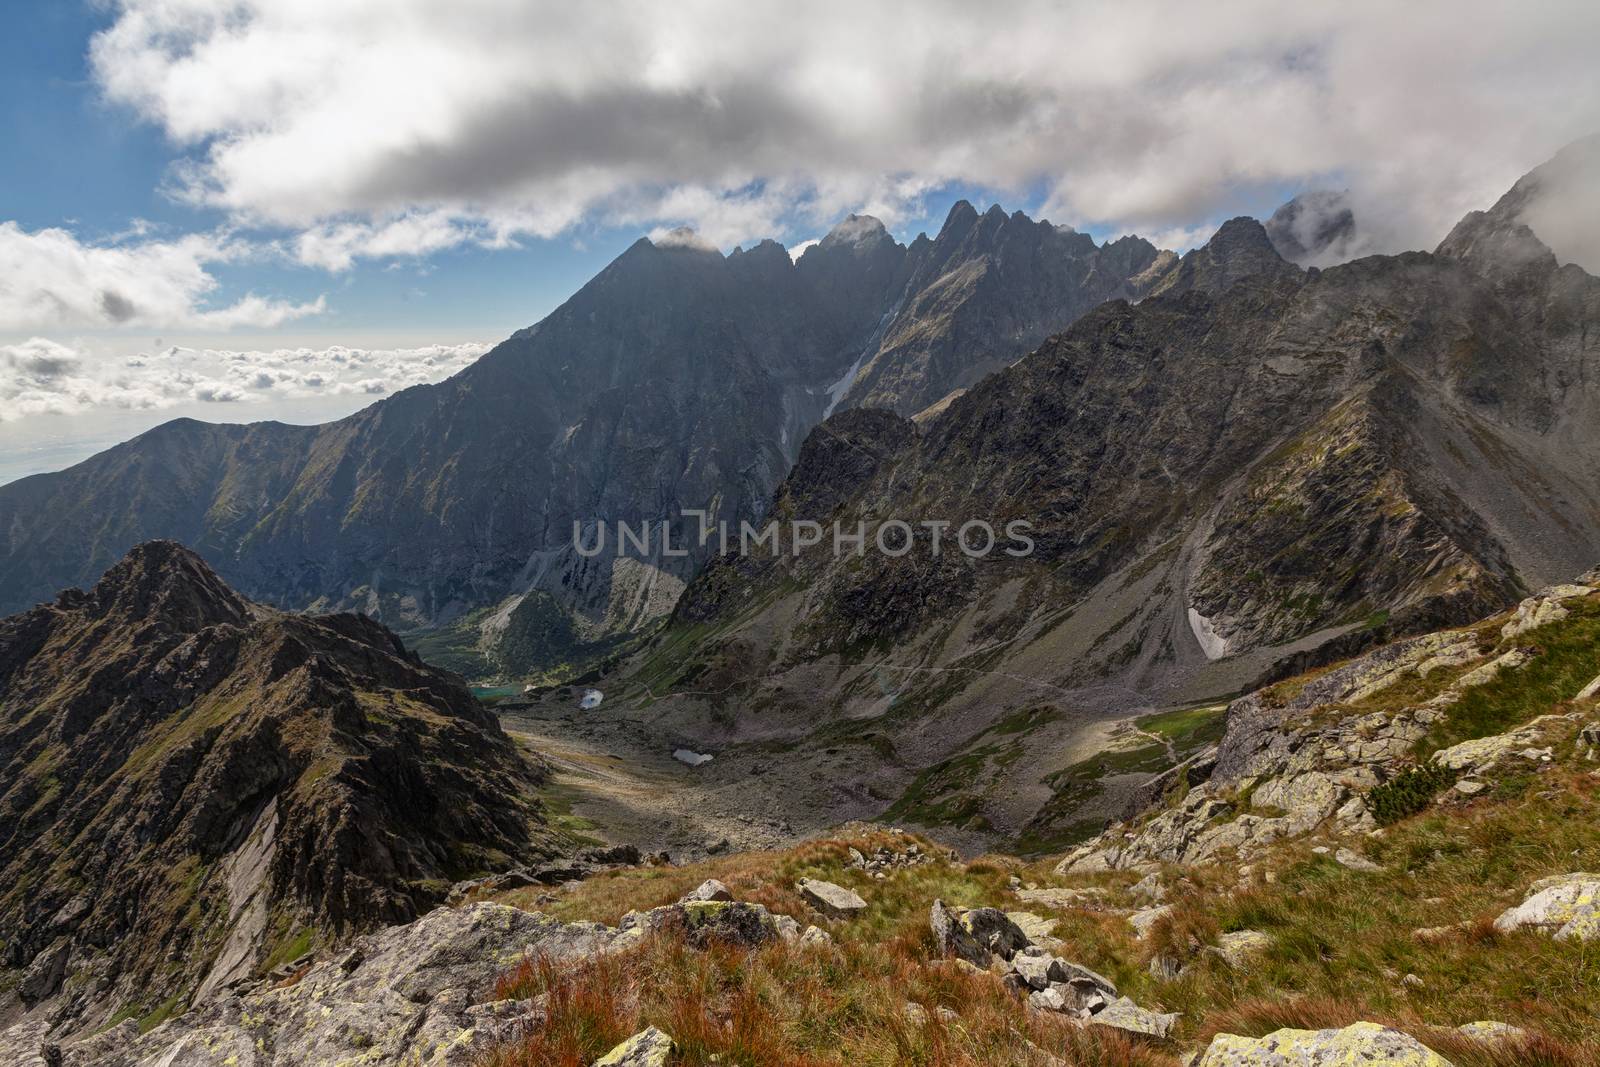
{"left": 88, "top": 0, "right": 1600, "bottom": 255}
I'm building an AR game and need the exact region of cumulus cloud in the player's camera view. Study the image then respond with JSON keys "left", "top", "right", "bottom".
{"left": 87, "top": 0, "right": 1600, "bottom": 255}
{"left": 0, "top": 221, "right": 324, "bottom": 331}
{"left": 0, "top": 338, "right": 488, "bottom": 422}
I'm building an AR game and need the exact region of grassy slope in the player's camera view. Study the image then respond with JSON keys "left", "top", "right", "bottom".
{"left": 473, "top": 597, "right": 1600, "bottom": 1066}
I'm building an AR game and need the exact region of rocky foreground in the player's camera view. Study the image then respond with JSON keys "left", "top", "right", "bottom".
{"left": 5, "top": 566, "right": 1599, "bottom": 1064}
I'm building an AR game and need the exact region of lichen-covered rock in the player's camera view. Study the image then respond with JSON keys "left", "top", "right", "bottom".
{"left": 1493, "top": 873, "right": 1600, "bottom": 941}
{"left": 1128, "top": 904, "right": 1174, "bottom": 939}
{"left": 1090, "top": 997, "right": 1179, "bottom": 1039}
{"left": 1212, "top": 930, "right": 1273, "bottom": 970}
{"left": 593, "top": 1026, "right": 675, "bottom": 1067}
{"left": 1196, "top": 1020, "right": 1453, "bottom": 1065}
{"left": 1456, "top": 1020, "right": 1527, "bottom": 1042}
{"left": 1431, "top": 714, "right": 1578, "bottom": 773}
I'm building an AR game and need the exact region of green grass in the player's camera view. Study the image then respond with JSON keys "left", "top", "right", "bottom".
{"left": 1424, "top": 596, "right": 1600, "bottom": 750}
{"left": 1136, "top": 704, "right": 1228, "bottom": 750}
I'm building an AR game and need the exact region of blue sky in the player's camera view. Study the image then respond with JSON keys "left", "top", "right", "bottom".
{"left": 2, "top": 1, "right": 1595, "bottom": 485}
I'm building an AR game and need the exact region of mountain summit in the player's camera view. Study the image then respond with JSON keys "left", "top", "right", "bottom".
{"left": 0, "top": 542, "right": 550, "bottom": 1032}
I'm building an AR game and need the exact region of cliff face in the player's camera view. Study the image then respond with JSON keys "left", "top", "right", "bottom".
{"left": 0, "top": 542, "right": 549, "bottom": 1032}
{"left": 0, "top": 208, "right": 1171, "bottom": 675}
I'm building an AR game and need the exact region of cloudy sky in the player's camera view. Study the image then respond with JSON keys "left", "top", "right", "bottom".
{"left": 2, "top": 1, "right": 1597, "bottom": 483}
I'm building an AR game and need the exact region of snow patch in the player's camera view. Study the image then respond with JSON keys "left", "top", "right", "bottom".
{"left": 1188, "top": 607, "right": 1231, "bottom": 661}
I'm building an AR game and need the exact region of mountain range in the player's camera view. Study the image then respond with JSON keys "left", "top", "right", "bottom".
{"left": 634, "top": 139, "right": 1600, "bottom": 846}
{"left": 0, "top": 205, "right": 1172, "bottom": 677}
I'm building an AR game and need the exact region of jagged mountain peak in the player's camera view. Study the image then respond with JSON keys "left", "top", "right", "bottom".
{"left": 1265, "top": 189, "right": 1357, "bottom": 266}
{"left": 81, "top": 539, "right": 251, "bottom": 632}
{"left": 817, "top": 213, "right": 895, "bottom": 251}
{"left": 1443, "top": 132, "right": 1600, "bottom": 277}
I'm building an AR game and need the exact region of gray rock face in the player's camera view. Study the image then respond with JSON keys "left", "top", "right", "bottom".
{"left": 5, "top": 903, "right": 615, "bottom": 1067}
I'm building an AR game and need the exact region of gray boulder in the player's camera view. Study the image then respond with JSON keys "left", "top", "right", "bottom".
{"left": 796, "top": 878, "right": 867, "bottom": 918}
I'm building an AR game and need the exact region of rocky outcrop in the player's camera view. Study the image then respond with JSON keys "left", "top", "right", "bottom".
{"left": 1196, "top": 1021, "right": 1453, "bottom": 1065}
{"left": 0, "top": 543, "right": 551, "bottom": 1038}
{"left": 1056, "top": 576, "right": 1600, "bottom": 874}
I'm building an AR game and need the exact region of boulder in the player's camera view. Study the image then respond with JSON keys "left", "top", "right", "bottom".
{"left": 1493, "top": 873, "right": 1600, "bottom": 941}
{"left": 796, "top": 878, "right": 867, "bottom": 918}
{"left": 1212, "top": 930, "right": 1273, "bottom": 969}
{"left": 1011, "top": 953, "right": 1057, "bottom": 990}
{"left": 1334, "top": 848, "right": 1382, "bottom": 873}
{"left": 1006, "top": 911, "right": 1062, "bottom": 949}
{"left": 959, "top": 907, "right": 1031, "bottom": 960}
{"left": 930, "top": 899, "right": 989, "bottom": 966}
{"left": 621, "top": 900, "right": 783, "bottom": 949}
{"left": 1027, "top": 987, "right": 1068, "bottom": 1013}
{"left": 679, "top": 879, "right": 733, "bottom": 903}
{"left": 1128, "top": 904, "right": 1174, "bottom": 938}
{"left": 1457, "top": 1020, "right": 1527, "bottom": 1041}
{"left": 1090, "top": 997, "right": 1179, "bottom": 1039}
{"left": 1196, "top": 1021, "right": 1453, "bottom": 1065}
{"left": 593, "top": 1026, "right": 675, "bottom": 1067}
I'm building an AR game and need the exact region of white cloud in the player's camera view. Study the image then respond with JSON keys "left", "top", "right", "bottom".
{"left": 0, "top": 338, "right": 488, "bottom": 422}
{"left": 0, "top": 221, "right": 325, "bottom": 331}
{"left": 87, "top": 0, "right": 1600, "bottom": 255}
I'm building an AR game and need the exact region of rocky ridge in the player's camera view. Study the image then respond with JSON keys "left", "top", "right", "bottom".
{"left": 0, "top": 543, "right": 552, "bottom": 1040}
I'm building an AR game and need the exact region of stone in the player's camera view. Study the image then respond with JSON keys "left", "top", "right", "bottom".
{"left": 1575, "top": 677, "right": 1600, "bottom": 703}
{"left": 1196, "top": 1021, "right": 1453, "bottom": 1065}
{"left": 796, "top": 878, "right": 867, "bottom": 918}
{"left": 1129, "top": 873, "right": 1166, "bottom": 901}
{"left": 1334, "top": 848, "right": 1382, "bottom": 873}
{"left": 1011, "top": 953, "right": 1057, "bottom": 990}
{"left": 1453, "top": 780, "right": 1488, "bottom": 796}
{"left": 1212, "top": 930, "right": 1273, "bottom": 970}
{"left": 930, "top": 899, "right": 989, "bottom": 966}
{"left": 799, "top": 925, "right": 832, "bottom": 947}
{"left": 1006, "top": 911, "right": 1062, "bottom": 949}
{"left": 958, "top": 907, "right": 1031, "bottom": 960}
{"left": 1028, "top": 987, "right": 1068, "bottom": 1013}
{"left": 593, "top": 1026, "right": 675, "bottom": 1066}
{"left": 622, "top": 900, "right": 783, "bottom": 949}
{"left": 1457, "top": 1020, "right": 1527, "bottom": 1041}
{"left": 1128, "top": 904, "right": 1174, "bottom": 938}
{"left": 1091, "top": 997, "right": 1179, "bottom": 1039}
{"left": 1502, "top": 595, "right": 1570, "bottom": 639}
{"left": 1493, "top": 873, "right": 1600, "bottom": 941}
{"left": 680, "top": 879, "right": 733, "bottom": 903}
